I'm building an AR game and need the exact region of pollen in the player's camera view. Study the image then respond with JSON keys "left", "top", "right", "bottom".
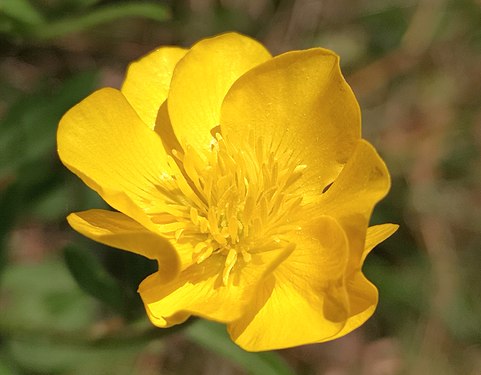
{"left": 153, "top": 132, "right": 306, "bottom": 285}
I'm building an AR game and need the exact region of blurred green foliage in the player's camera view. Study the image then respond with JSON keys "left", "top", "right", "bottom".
{"left": 1, "top": 0, "right": 169, "bottom": 41}
{"left": 1, "top": 0, "right": 481, "bottom": 374}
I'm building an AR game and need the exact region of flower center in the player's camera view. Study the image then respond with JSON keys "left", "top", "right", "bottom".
{"left": 152, "top": 133, "right": 306, "bottom": 284}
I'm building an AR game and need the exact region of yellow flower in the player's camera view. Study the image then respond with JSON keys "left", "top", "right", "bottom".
{"left": 57, "top": 32, "right": 398, "bottom": 351}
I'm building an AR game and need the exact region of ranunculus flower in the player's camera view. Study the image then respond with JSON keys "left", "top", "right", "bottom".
{"left": 57, "top": 32, "right": 397, "bottom": 351}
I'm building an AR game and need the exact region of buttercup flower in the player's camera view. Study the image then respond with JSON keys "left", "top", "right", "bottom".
{"left": 58, "top": 32, "right": 398, "bottom": 351}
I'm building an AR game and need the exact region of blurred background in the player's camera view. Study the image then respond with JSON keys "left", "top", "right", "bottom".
{"left": 1, "top": 0, "right": 481, "bottom": 374}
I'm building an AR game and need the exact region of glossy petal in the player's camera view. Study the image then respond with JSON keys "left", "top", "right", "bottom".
{"left": 121, "top": 47, "right": 187, "bottom": 129}
{"left": 139, "top": 244, "right": 293, "bottom": 328}
{"left": 326, "top": 271, "right": 378, "bottom": 341}
{"left": 145, "top": 303, "right": 191, "bottom": 328}
{"left": 68, "top": 209, "right": 180, "bottom": 282}
{"left": 168, "top": 32, "right": 271, "bottom": 152}
{"left": 321, "top": 224, "right": 398, "bottom": 340}
{"left": 228, "top": 216, "right": 350, "bottom": 351}
{"left": 57, "top": 88, "right": 173, "bottom": 233}
{"left": 304, "top": 224, "right": 399, "bottom": 341}
{"left": 154, "top": 101, "right": 183, "bottom": 154}
{"left": 316, "top": 139, "right": 391, "bottom": 267}
{"left": 221, "top": 48, "right": 361, "bottom": 194}
{"left": 362, "top": 223, "right": 399, "bottom": 262}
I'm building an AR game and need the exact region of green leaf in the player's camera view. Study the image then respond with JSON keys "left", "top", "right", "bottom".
{"left": 64, "top": 245, "right": 125, "bottom": 313}
{"left": 33, "top": 2, "right": 170, "bottom": 40}
{"left": 0, "top": 0, "right": 44, "bottom": 25}
{"left": 65, "top": 0, "right": 103, "bottom": 9}
{"left": 0, "top": 356, "right": 18, "bottom": 375}
{"left": 185, "top": 320, "right": 295, "bottom": 375}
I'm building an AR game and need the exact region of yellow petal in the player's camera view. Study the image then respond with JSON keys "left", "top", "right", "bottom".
{"left": 154, "top": 101, "right": 183, "bottom": 154}
{"left": 144, "top": 302, "right": 191, "bottom": 327}
{"left": 322, "top": 224, "right": 398, "bottom": 340}
{"left": 362, "top": 223, "right": 399, "bottom": 263}
{"left": 317, "top": 139, "right": 391, "bottom": 268}
{"left": 228, "top": 216, "right": 350, "bottom": 351}
{"left": 57, "top": 88, "right": 173, "bottom": 233}
{"left": 325, "top": 271, "right": 378, "bottom": 341}
{"left": 168, "top": 32, "right": 271, "bottom": 153}
{"left": 121, "top": 47, "right": 187, "bottom": 129}
{"left": 67, "top": 209, "right": 180, "bottom": 282}
{"left": 139, "top": 243, "right": 293, "bottom": 328}
{"left": 221, "top": 48, "right": 360, "bottom": 194}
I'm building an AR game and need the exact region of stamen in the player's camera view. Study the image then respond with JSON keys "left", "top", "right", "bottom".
{"left": 196, "top": 244, "right": 214, "bottom": 264}
{"left": 228, "top": 214, "right": 239, "bottom": 243}
{"left": 175, "top": 228, "right": 184, "bottom": 241}
{"left": 160, "top": 130, "right": 307, "bottom": 279}
{"left": 222, "top": 248, "right": 237, "bottom": 285}
{"left": 285, "top": 164, "right": 307, "bottom": 188}
{"left": 190, "top": 207, "right": 199, "bottom": 225}
{"left": 241, "top": 249, "right": 251, "bottom": 263}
